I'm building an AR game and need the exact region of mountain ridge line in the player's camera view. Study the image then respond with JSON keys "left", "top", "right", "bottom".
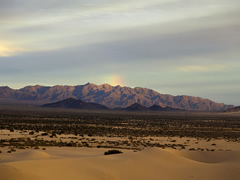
{"left": 0, "top": 83, "right": 233, "bottom": 111}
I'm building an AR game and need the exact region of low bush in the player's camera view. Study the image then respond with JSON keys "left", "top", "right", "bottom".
{"left": 104, "top": 149, "right": 123, "bottom": 155}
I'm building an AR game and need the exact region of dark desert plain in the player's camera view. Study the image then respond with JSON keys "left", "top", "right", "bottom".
{"left": 1, "top": 0, "right": 240, "bottom": 180}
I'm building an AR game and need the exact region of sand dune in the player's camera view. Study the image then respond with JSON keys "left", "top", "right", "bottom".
{"left": 0, "top": 165, "right": 39, "bottom": 180}
{"left": 0, "top": 150, "right": 56, "bottom": 163}
{"left": 1, "top": 147, "right": 240, "bottom": 180}
{"left": 173, "top": 150, "right": 240, "bottom": 163}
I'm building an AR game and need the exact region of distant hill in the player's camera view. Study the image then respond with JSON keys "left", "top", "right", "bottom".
{"left": 225, "top": 106, "right": 240, "bottom": 112}
{"left": 149, "top": 104, "right": 165, "bottom": 111}
{"left": 149, "top": 105, "right": 183, "bottom": 111}
{"left": 0, "top": 83, "right": 233, "bottom": 111}
{"left": 42, "top": 98, "right": 109, "bottom": 110}
{"left": 122, "top": 103, "right": 149, "bottom": 111}
{"left": 121, "top": 103, "right": 183, "bottom": 112}
{"left": 42, "top": 100, "right": 183, "bottom": 112}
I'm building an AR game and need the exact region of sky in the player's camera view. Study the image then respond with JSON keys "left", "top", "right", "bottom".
{"left": 0, "top": 0, "right": 240, "bottom": 105}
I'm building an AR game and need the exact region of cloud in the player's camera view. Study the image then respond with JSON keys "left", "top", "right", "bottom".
{"left": 0, "top": 0, "right": 239, "bottom": 56}
{"left": 178, "top": 64, "right": 225, "bottom": 72}
{"left": 0, "top": 45, "right": 24, "bottom": 57}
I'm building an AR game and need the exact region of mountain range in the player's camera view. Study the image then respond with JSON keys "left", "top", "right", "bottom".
{"left": 0, "top": 83, "right": 233, "bottom": 111}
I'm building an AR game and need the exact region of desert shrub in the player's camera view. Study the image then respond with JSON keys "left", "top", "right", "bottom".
{"left": 29, "top": 131, "right": 34, "bottom": 135}
{"left": 18, "top": 146, "right": 25, "bottom": 149}
{"left": 51, "top": 131, "right": 57, "bottom": 137}
{"left": 66, "top": 143, "right": 73, "bottom": 147}
{"left": 104, "top": 149, "right": 123, "bottom": 155}
{"left": 181, "top": 146, "right": 186, "bottom": 149}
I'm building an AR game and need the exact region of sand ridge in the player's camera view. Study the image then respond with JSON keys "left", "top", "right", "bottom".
{"left": 1, "top": 147, "right": 240, "bottom": 180}
{"left": 171, "top": 150, "right": 240, "bottom": 164}
{"left": 0, "top": 150, "right": 60, "bottom": 163}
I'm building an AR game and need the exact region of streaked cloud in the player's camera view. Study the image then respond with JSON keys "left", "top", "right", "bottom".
{"left": 0, "top": 45, "right": 24, "bottom": 57}
{"left": 0, "top": 0, "right": 239, "bottom": 55}
{"left": 178, "top": 64, "right": 225, "bottom": 72}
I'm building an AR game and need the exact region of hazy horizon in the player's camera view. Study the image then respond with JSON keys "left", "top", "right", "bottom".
{"left": 0, "top": 0, "right": 239, "bottom": 105}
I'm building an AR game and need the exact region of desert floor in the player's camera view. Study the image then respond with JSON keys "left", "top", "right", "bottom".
{"left": 1, "top": 134, "right": 240, "bottom": 180}
{"left": 0, "top": 109, "right": 239, "bottom": 179}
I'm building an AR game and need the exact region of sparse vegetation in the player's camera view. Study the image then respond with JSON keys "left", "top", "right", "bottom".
{"left": 104, "top": 149, "right": 123, "bottom": 155}
{"left": 0, "top": 108, "right": 239, "bottom": 152}
{"left": 1, "top": 110, "right": 239, "bottom": 139}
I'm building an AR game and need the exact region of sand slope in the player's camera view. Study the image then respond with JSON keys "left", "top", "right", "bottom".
{"left": 1, "top": 148, "right": 240, "bottom": 180}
